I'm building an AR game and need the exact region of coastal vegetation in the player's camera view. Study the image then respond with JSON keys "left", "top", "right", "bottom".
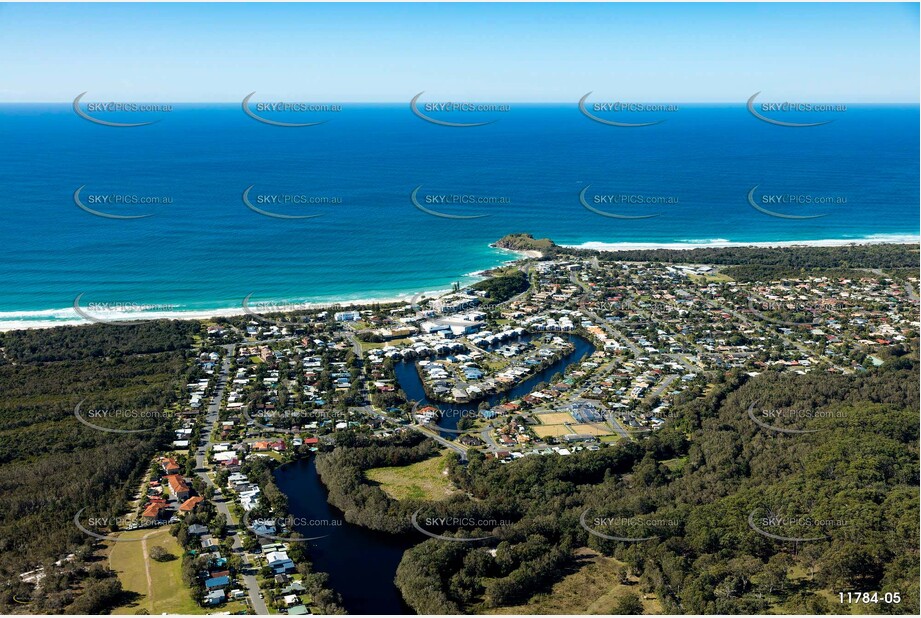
{"left": 0, "top": 321, "right": 198, "bottom": 614}
{"left": 485, "top": 550, "right": 662, "bottom": 615}
{"left": 0, "top": 241, "right": 917, "bottom": 616}
{"left": 471, "top": 269, "right": 531, "bottom": 303}
{"left": 520, "top": 234, "right": 918, "bottom": 278}
{"left": 314, "top": 432, "right": 442, "bottom": 534}
{"left": 365, "top": 450, "right": 460, "bottom": 501}
{"left": 493, "top": 233, "right": 557, "bottom": 253}
{"left": 388, "top": 362, "right": 919, "bottom": 614}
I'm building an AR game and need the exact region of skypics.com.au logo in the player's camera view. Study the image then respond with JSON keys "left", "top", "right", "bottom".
{"left": 73, "top": 294, "right": 179, "bottom": 325}
{"left": 241, "top": 406, "right": 351, "bottom": 435}
{"left": 73, "top": 92, "right": 172, "bottom": 127}
{"left": 747, "top": 92, "right": 846, "bottom": 127}
{"left": 242, "top": 185, "right": 340, "bottom": 219}
{"left": 410, "top": 92, "right": 509, "bottom": 127}
{"left": 411, "top": 186, "right": 509, "bottom": 219}
{"left": 242, "top": 512, "right": 341, "bottom": 542}
{"left": 411, "top": 401, "right": 483, "bottom": 436}
{"left": 747, "top": 507, "right": 848, "bottom": 542}
{"left": 240, "top": 294, "right": 353, "bottom": 327}
{"left": 242, "top": 92, "right": 341, "bottom": 127}
{"left": 579, "top": 92, "right": 677, "bottom": 127}
{"left": 74, "top": 185, "right": 172, "bottom": 219}
{"left": 74, "top": 399, "right": 170, "bottom": 434}
{"left": 746, "top": 401, "right": 848, "bottom": 435}
{"left": 579, "top": 185, "right": 677, "bottom": 219}
{"left": 410, "top": 510, "right": 513, "bottom": 542}
{"left": 747, "top": 185, "right": 845, "bottom": 220}
{"left": 74, "top": 509, "right": 169, "bottom": 542}
{"left": 746, "top": 295, "right": 847, "bottom": 327}
{"left": 580, "top": 510, "right": 680, "bottom": 542}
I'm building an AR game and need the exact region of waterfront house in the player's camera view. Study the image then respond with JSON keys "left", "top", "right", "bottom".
{"left": 266, "top": 550, "right": 296, "bottom": 574}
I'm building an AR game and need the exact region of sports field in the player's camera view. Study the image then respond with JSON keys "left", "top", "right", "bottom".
{"left": 533, "top": 424, "right": 572, "bottom": 438}
{"left": 571, "top": 424, "right": 610, "bottom": 436}
{"left": 536, "top": 412, "right": 576, "bottom": 424}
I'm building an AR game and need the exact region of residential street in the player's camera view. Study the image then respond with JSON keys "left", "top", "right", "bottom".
{"left": 194, "top": 344, "right": 270, "bottom": 615}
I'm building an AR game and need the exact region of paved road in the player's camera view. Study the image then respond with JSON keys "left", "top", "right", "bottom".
{"left": 479, "top": 425, "right": 500, "bottom": 452}
{"left": 604, "top": 411, "right": 631, "bottom": 440}
{"left": 194, "top": 344, "right": 269, "bottom": 616}
{"left": 649, "top": 374, "right": 679, "bottom": 399}
{"left": 413, "top": 424, "right": 469, "bottom": 461}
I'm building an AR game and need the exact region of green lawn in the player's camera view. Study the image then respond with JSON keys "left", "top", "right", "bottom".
{"left": 365, "top": 450, "right": 460, "bottom": 501}
{"left": 359, "top": 338, "right": 412, "bottom": 352}
{"left": 689, "top": 272, "right": 734, "bottom": 283}
{"left": 109, "top": 527, "right": 206, "bottom": 615}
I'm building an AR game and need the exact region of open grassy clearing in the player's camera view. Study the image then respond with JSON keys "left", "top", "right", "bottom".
{"left": 365, "top": 450, "right": 460, "bottom": 501}
{"left": 486, "top": 549, "right": 662, "bottom": 615}
{"left": 108, "top": 527, "right": 206, "bottom": 615}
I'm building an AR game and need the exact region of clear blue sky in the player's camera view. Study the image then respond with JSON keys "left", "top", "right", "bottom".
{"left": 0, "top": 2, "right": 917, "bottom": 102}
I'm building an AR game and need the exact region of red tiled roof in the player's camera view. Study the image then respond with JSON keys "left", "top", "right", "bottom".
{"left": 179, "top": 496, "right": 204, "bottom": 512}
{"left": 142, "top": 502, "right": 167, "bottom": 519}
{"left": 164, "top": 474, "right": 190, "bottom": 495}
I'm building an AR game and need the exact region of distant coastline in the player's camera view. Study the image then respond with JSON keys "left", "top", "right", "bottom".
{"left": 1, "top": 234, "right": 917, "bottom": 332}
{"left": 0, "top": 291, "right": 452, "bottom": 332}
{"left": 566, "top": 233, "right": 920, "bottom": 252}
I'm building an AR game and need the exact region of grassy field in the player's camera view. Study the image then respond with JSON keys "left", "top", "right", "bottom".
{"left": 108, "top": 527, "right": 207, "bottom": 615}
{"left": 533, "top": 424, "right": 571, "bottom": 438}
{"left": 570, "top": 423, "right": 610, "bottom": 436}
{"left": 360, "top": 338, "right": 412, "bottom": 352}
{"left": 365, "top": 450, "right": 460, "bottom": 501}
{"left": 537, "top": 412, "right": 576, "bottom": 424}
{"left": 487, "top": 549, "right": 662, "bottom": 615}
{"left": 689, "top": 272, "right": 734, "bottom": 283}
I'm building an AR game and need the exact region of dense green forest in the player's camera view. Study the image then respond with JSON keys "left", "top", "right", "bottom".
{"left": 313, "top": 358, "right": 919, "bottom": 614}
{"left": 471, "top": 270, "right": 530, "bottom": 303}
{"left": 0, "top": 321, "right": 197, "bottom": 614}
{"left": 315, "top": 432, "right": 443, "bottom": 533}
{"left": 494, "top": 233, "right": 918, "bottom": 276}
{"left": 389, "top": 361, "right": 919, "bottom": 614}
{"left": 554, "top": 241, "right": 918, "bottom": 271}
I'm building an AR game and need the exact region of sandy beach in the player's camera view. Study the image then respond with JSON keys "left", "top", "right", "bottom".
{"left": 566, "top": 234, "right": 920, "bottom": 252}
{"left": 0, "top": 290, "right": 457, "bottom": 333}
{"left": 2, "top": 236, "right": 915, "bottom": 332}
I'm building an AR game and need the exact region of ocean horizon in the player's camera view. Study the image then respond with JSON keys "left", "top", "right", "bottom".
{"left": 1, "top": 103, "right": 917, "bottom": 328}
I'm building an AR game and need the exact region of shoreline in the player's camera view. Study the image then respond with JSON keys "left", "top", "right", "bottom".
{"left": 565, "top": 234, "right": 920, "bottom": 252}
{"left": 1, "top": 236, "right": 916, "bottom": 332}
{"left": 0, "top": 290, "right": 454, "bottom": 333}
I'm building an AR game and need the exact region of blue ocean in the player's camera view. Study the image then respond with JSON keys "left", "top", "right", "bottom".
{"left": 0, "top": 103, "right": 917, "bottom": 325}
